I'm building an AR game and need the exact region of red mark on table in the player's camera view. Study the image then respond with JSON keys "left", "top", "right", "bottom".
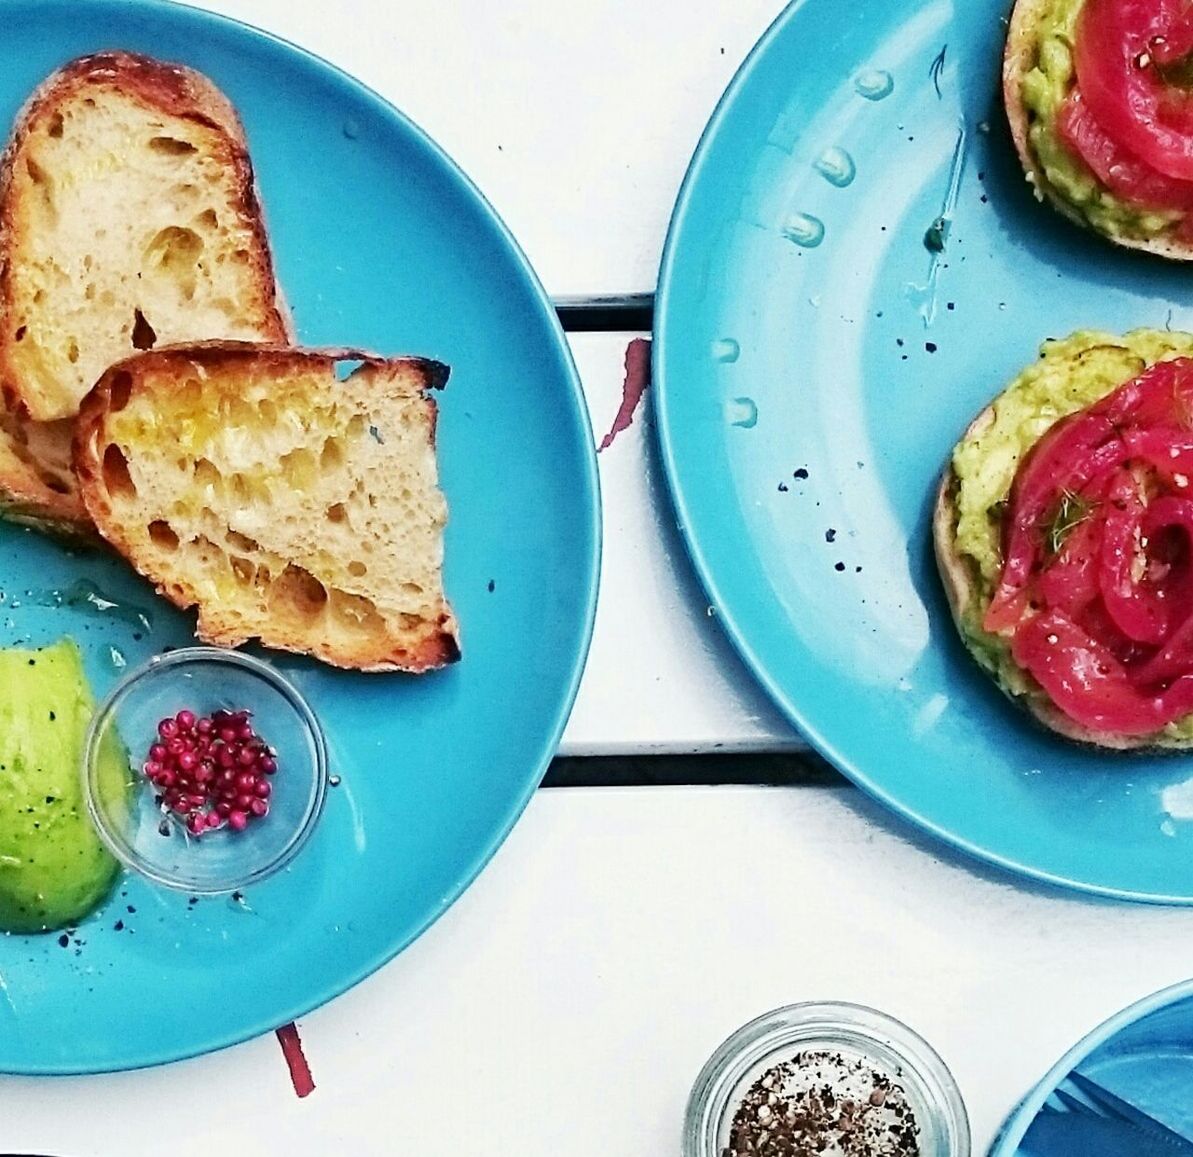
{"left": 276, "top": 1022, "right": 316, "bottom": 1098}
{"left": 598, "top": 338, "right": 652, "bottom": 452}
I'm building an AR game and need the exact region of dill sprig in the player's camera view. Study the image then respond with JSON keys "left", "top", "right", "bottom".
{"left": 1046, "top": 489, "right": 1096, "bottom": 556}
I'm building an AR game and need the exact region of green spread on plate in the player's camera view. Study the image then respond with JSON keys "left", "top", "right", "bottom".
{"left": 1020, "top": 0, "right": 1181, "bottom": 239}
{"left": 0, "top": 639, "right": 127, "bottom": 933}
{"left": 951, "top": 329, "right": 1193, "bottom": 737}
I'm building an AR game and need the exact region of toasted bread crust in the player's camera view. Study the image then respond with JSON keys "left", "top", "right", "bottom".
{"left": 0, "top": 51, "right": 292, "bottom": 530}
{"left": 934, "top": 402, "right": 1189, "bottom": 752}
{"left": 0, "top": 51, "right": 290, "bottom": 364}
{"left": 0, "top": 388, "right": 92, "bottom": 537}
{"left": 1003, "top": 0, "right": 1193, "bottom": 261}
{"left": 74, "top": 342, "right": 458, "bottom": 673}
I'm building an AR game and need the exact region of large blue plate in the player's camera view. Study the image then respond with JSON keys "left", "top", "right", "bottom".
{"left": 655, "top": 0, "right": 1193, "bottom": 902}
{"left": 0, "top": 0, "right": 599, "bottom": 1071}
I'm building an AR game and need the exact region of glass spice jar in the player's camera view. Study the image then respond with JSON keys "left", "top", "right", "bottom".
{"left": 683, "top": 1002, "right": 970, "bottom": 1157}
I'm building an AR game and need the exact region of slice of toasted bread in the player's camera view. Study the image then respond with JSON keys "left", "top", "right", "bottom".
{"left": 1004, "top": 0, "right": 1193, "bottom": 260}
{"left": 74, "top": 343, "right": 459, "bottom": 673}
{"left": 933, "top": 329, "right": 1193, "bottom": 750}
{"left": 0, "top": 51, "right": 289, "bottom": 426}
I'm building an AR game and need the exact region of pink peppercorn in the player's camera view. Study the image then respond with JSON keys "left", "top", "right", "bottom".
{"left": 143, "top": 708, "right": 278, "bottom": 837}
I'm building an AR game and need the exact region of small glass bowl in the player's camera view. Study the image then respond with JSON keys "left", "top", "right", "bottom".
{"left": 83, "top": 647, "right": 328, "bottom": 894}
{"left": 684, "top": 1002, "right": 970, "bottom": 1157}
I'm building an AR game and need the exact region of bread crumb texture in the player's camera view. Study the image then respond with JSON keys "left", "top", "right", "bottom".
{"left": 3, "top": 58, "right": 283, "bottom": 421}
{"left": 80, "top": 348, "right": 459, "bottom": 672}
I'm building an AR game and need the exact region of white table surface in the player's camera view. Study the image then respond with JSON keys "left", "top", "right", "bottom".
{"left": 5, "top": 787, "right": 1193, "bottom": 1155}
{"left": 6, "top": 4, "right": 1188, "bottom": 1156}
{"left": 563, "top": 332, "right": 800, "bottom": 755}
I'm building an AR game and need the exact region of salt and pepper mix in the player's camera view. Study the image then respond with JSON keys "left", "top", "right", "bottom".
{"left": 685, "top": 1004, "right": 968, "bottom": 1157}
{"left": 723, "top": 1050, "right": 919, "bottom": 1157}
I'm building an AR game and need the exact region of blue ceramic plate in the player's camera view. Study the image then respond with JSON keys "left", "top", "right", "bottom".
{"left": 655, "top": 0, "right": 1193, "bottom": 901}
{"left": 0, "top": 0, "right": 598, "bottom": 1072}
{"left": 990, "top": 979, "right": 1193, "bottom": 1154}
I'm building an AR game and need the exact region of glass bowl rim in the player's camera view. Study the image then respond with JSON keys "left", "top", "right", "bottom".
{"left": 682, "top": 1000, "right": 971, "bottom": 1157}
{"left": 82, "top": 646, "right": 329, "bottom": 894}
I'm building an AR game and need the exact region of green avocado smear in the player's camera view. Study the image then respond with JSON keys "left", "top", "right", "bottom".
{"left": 1021, "top": 0, "right": 1181, "bottom": 240}
{"left": 951, "top": 329, "right": 1193, "bottom": 744}
{"left": 0, "top": 639, "right": 126, "bottom": 933}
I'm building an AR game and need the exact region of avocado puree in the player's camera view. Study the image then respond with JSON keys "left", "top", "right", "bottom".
{"left": 0, "top": 639, "right": 125, "bottom": 932}
{"left": 1021, "top": 0, "right": 1180, "bottom": 238}
{"left": 951, "top": 329, "right": 1193, "bottom": 740}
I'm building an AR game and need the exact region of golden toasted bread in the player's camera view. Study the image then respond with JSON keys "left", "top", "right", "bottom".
{"left": 0, "top": 51, "right": 290, "bottom": 532}
{"left": 75, "top": 343, "right": 459, "bottom": 673}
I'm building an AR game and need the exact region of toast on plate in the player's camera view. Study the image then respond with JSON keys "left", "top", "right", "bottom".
{"left": 0, "top": 50, "right": 289, "bottom": 530}
{"left": 75, "top": 343, "right": 460, "bottom": 673}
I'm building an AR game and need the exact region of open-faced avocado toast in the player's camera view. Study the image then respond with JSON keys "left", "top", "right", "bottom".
{"left": 1006, "top": 0, "right": 1193, "bottom": 256}
{"left": 935, "top": 328, "right": 1193, "bottom": 750}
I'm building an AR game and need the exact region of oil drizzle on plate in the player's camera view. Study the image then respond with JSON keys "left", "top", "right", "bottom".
{"left": 712, "top": 338, "right": 741, "bottom": 364}
{"left": 727, "top": 397, "right": 758, "bottom": 428}
{"left": 905, "top": 121, "right": 967, "bottom": 326}
{"left": 26, "top": 579, "right": 155, "bottom": 633}
{"left": 814, "top": 146, "right": 856, "bottom": 187}
{"left": 782, "top": 212, "right": 825, "bottom": 248}
{"left": 854, "top": 69, "right": 894, "bottom": 101}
